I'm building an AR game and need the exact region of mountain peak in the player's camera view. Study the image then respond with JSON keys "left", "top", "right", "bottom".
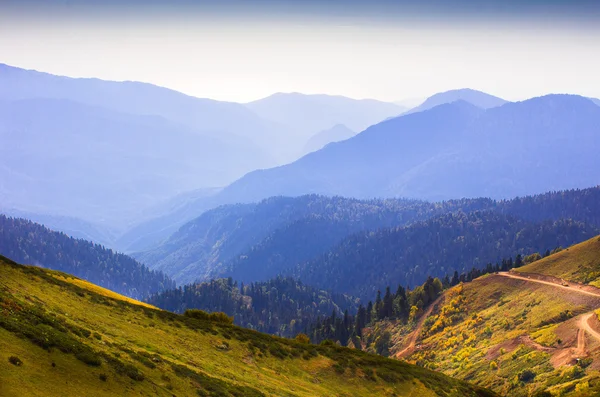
{"left": 404, "top": 88, "right": 508, "bottom": 115}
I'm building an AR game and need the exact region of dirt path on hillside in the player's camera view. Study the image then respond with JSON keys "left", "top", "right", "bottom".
{"left": 496, "top": 272, "right": 600, "bottom": 364}
{"left": 497, "top": 272, "right": 600, "bottom": 299}
{"left": 577, "top": 329, "right": 586, "bottom": 355}
{"left": 395, "top": 295, "right": 443, "bottom": 359}
{"left": 581, "top": 313, "right": 600, "bottom": 344}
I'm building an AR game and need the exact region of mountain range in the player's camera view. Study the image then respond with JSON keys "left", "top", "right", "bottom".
{"left": 136, "top": 187, "right": 600, "bottom": 288}
{"left": 246, "top": 92, "right": 404, "bottom": 156}
{"left": 0, "top": 63, "right": 408, "bottom": 235}
{"left": 216, "top": 94, "right": 600, "bottom": 202}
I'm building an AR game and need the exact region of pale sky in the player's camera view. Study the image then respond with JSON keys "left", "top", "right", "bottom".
{"left": 1, "top": 0, "right": 599, "bottom": 103}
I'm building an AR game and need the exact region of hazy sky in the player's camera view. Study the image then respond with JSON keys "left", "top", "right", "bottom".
{"left": 1, "top": 0, "right": 599, "bottom": 103}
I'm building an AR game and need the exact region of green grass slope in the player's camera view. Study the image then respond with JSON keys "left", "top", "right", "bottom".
{"left": 515, "top": 236, "right": 600, "bottom": 287}
{"left": 0, "top": 255, "right": 495, "bottom": 397}
{"left": 387, "top": 235, "right": 600, "bottom": 396}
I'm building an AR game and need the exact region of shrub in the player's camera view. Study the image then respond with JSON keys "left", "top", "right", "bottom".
{"left": 489, "top": 361, "right": 498, "bottom": 370}
{"left": 99, "top": 374, "right": 108, "bottom": 382}
{"left": 8, "top": 356, "right": 23, "bottom": 366}
{"left": 295, "top": 333, "right": 310, "bottom": 344}
{"left": 578, "top": 357, "right": 593, "bottom": 368}
{"left": 518, "top": 369, "right": 536, "bottom": 382}
{"left": 75, "top": 351, "right": 102, "bottom": 366}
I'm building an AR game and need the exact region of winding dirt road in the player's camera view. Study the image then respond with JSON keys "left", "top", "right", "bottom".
{"left": 395, "top": 295, "right": 443, "bottom": 358}
{"left": 497, "top": 272, "right": 600, "bottom": 299}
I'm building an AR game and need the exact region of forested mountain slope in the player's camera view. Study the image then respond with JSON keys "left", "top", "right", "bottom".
{"left": 0, "top": 215, "right": 173, "bottom": 299}
{"left": 0, "top": 256, "right": 496, "bottom": 397}
{"left": 289, "top": 211, "right": 598, "bottom": 300}
{"left": 136, "top": 195, "right": 479, "bottom": 284}
{"left": 139, "top": 187, "right": 600, "bottom": 286}
{"left": 147, "top": 277, "right": 358, "bottom": 337}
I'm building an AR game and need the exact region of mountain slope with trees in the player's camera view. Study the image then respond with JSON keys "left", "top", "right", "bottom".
{"left": 139, "top": 187, "right": 600, "bottom": 286}
{"left": 0, "top": 215, "right": 174, "bottom": 299}
{"left": 147, "top": 277, "right": 358, "bottom": 337}
{"left": 289, "top": 211, "right": 598, "bottom": 300}
{"left": 136, "top": 195, "right": 485, "bottom": 284}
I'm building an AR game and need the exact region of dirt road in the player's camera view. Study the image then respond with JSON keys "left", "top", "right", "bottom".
{"left": 497, "top": 272, "right": 600, "bottom": 357}
{"left": 496, "top": 272, "right": 600, "bottom": 299}
{"left": 580, "top": 313, "right": 600, "bottom": 344}
{"left": 395, "top": 295, "right": 443, "bottom": 358}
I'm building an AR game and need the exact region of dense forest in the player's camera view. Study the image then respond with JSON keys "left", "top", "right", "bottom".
{"left": 136, "top": 194, "right": 463, "bottom": 284}
{"left": 288, "top": 211, "right": 597, "bottom": 300}
{"left": 138, "top": 187, "right": 600, "bottom": 286}
{"left": 146, "top": 276, "right": 358, "bottom": 337}
{"left": 308, "top": 252, "right": 540, "bottom": 351}
{"left": 0, "top": 215, "right": 174, "bottom": 299}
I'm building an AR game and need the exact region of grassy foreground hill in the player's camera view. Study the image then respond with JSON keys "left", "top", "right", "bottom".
{"left": 514, "top": 236, "right": 600, "bottom": 287}
{"left": 0, "top": 255, "right": 495, "bottom": 397}
{"left": 386, "top": 235, "right": 600, "bottom": 396}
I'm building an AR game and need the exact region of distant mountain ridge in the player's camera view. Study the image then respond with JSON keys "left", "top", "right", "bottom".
{"left": 402, "top": 88, "right": 508, "bottom": 115}
{"left": 215, "top": 94, "right": 600, "bottom": 203}
{"left": 0, "top": 63, "right": 284, "bottom": 158}
{"left": 0, "top": 97, "right": 271, "bottom": 227}
{"left": 110, "top": 94, "right": 600, "bottom": 250}
{"left": 246, "top": 92, "right": 405, "bottom": 157}
{"left": 246, "top": 92, "right": 404, "bottom": 135}
{"left": 303, "top": 124, "right": 356, "bottom": 153}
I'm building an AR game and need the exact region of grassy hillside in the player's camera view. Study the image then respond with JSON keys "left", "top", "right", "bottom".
{"left": 386, "top": 235, "right": 600, "bottom": 396}
{"left": 515, "top": 236, "right": 600, "bottom": 287}
{"left": 0, "top": 255, "right": 495, "bottom": 397}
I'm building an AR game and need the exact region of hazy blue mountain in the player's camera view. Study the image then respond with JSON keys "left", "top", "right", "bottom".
{"left": 303, "top": 124, "right": 356, "bottom": 153}
{"left": 0, "top": 63, "right": 297, "bottom": 163}
{"left": 394, "top": 97, "right": 425, "bottom": 109}
{"left": 118, "top": 95, "right": 600, "bottom": 250}
{"left": 246, "top": 92, "right": 405, "bottom": 155}
{"left": 213, "top": 95, "right": 600, "bottom": 203}
{"left": 403, "top": 88, "right": 508, "bottom": 115}
{"left": 0, "top": 98, "right": 272, "bottom": 227}
{"left": 591, "top": 97, "right": 600, "bottom": 106}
